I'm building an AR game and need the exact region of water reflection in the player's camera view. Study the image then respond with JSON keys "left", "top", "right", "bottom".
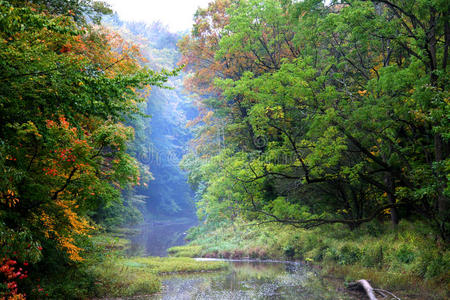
{"left": 125, "top": 222, "right": 354, "bottom": 299}
{"left": 150, "top": 260, "right": 355, "bottom": 300}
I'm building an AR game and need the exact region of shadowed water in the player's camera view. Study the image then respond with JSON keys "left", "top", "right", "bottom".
{"left": 148, "top": 259, "right": 355, "bottom": 300}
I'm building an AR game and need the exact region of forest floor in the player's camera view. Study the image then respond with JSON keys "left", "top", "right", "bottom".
{"left": 168, "top": 220, "right": 449, "bottom": 300}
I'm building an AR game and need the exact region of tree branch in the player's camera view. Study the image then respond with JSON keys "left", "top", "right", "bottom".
{"left": 52, "top": 167, "right": 78, "bottom": 200}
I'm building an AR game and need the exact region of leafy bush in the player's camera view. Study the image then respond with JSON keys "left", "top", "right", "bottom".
{"left": 283, "top": 244, "right": 297, "bottom": 258}
{"left": 323, "top": 247, "right": 340, "bottom": 263}
{"left": 338, "top": 244, "right": 361, "bottom": 265}
{"left": 395, "top": 245, "right": 415, "bottom": 264}
{"left": 360, "top": 222, "right": 385, "bottom": 237}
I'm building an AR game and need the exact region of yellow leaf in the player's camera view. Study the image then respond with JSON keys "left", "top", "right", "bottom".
{"left": 357, "top": 90, "right": 367, "bottom": 96}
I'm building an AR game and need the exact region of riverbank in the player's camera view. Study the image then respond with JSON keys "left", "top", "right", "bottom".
{"left": 146, "top": 259, "right": 359, "bottom": 299}
{"left": 89, "top": 233, "right": 227, "bottom": 298}
{"left": 168, "top": 220, "right": 449, "bottom": 300}
{"left": 35, "top": 233, "right": 227, "bottom": 299}
{"left": 89, "top": 256, "right": 228, "bottom": 298}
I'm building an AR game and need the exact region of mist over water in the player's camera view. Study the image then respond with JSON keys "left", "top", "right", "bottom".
{"left": 100, "top": 18, "right": 200, "bottom": 256}
{"left": 103, "top": 15, "right": 355, "bottom": 300}
{"left": 127, "top": 60, "right": 198, "bottom": 256}
{"left": 128, "top": 218, "right": 197, "bottom": 257}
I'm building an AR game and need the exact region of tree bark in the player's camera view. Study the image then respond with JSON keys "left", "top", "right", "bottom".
{"left": 385, "top": 174, "right": 399, "bottom": 225}
{"left": 435, "top": 133, "right": 449, "bottom": 216}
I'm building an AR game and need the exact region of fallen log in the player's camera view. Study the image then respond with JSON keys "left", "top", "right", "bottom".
{"left": 347, "top": 279, "right": 402, "bottom": 300}
{"left": 347, "top": 279, "right": 378, "bottom": 300}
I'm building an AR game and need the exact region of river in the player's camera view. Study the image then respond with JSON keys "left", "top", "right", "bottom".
{"left": 125, "top": 220, "right": 357, "bottom": 300}
{"left": 127, "top": 218, "right": 198, "bottom": 257}
{"left": 148, "top": 259, "right": 356, "bottom": 300}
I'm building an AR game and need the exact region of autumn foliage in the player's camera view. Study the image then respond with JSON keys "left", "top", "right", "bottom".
{"left": 180, "top": 0, "right": 449, "bottom": 240}
{"left": 0, "top": 0, "right": 174, "bottom": 298}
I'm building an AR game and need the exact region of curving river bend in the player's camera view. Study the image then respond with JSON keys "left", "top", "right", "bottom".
{"left": 149, "top": 259, "right": 356, "bottom": 300}
{"left": 126, "top": 220, "right": 356, "bottom": 300}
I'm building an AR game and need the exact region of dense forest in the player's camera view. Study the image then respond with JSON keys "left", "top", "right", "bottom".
{"left": 180, "top": 0, "right": 449, "bottom": 239}
{"left": 0, "top": 0, "right": 191, "bottom": 298}
{"left": 174, "top": 0, "right": 449, "bottom": 298}
{"left": 0, "top": 0, "right": 448, "bottom": 299}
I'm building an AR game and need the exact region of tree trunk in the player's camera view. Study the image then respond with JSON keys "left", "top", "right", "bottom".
{"left": 435, "top": 133, "right": 449, "bottom": 215}
{"left": 385, "top": 174, "right": 399, "bottom": 225}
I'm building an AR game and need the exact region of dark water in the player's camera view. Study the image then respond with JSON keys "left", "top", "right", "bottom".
{"left": 127, "top": 218, "right": 197, "bottom": 256}
{"left": 149, "top": 259, "right": 355, "bottom": 300}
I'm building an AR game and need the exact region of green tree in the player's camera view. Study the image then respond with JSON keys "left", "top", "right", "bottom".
{"left": 180, "top": 0, "right": 449, "bottom": 239}
{"left": 0, "top": 1, "right": 177, "bottom": 297}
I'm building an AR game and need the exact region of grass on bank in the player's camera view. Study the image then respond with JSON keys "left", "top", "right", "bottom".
{"left": 89, "top": 256, "right": 227, "bottom": 298}
{"left": 80, "top": 233, "right": 228, "bottom": 298}
{"left": 167, "top": 245, "right": 203, "bottom": 257}
{"left": 167, "top": 220, "right": 449, "bottom": 300}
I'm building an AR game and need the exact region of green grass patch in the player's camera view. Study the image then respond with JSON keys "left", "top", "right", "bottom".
{"left": 167, "top": 245, "right": 203, "bottom": 257}
{"left": 182, "top": 219, "right": 449, "bottom": 299}
{"left": 88, "top": 258, "right": 161, "bottom": 298}
{"left": 89, "top": 256, "right": 227, "bottom": 297}
{"left": 122, "top": 256, "right": 228, "bottom": 274}
{"left": 88, "top": 232, "right": 131, "bottom": 252}
{"left": 84, "top": 234, "right": 227, "bottom": 298}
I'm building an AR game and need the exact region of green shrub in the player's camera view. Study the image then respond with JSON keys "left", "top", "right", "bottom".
{"left": 283, "top": 244, "right": 297, "bottom": 258}
{"left": 338, "top": 244, "right": 361, "bottom": 265}
{"left": 303, "top": 234, "right": 321, "bottom": 252}
{"left": 413, "top": 250, "right": 450, "bottom": 280}
{"left": 360, "top": 221, "right": 385, "bottom": 237}
{"left": 323, "top": 247, "right": 339, "bottom": 262}
{"left": 395, "top": 245, "right": 415, "bottom": 264}
{"left": 314, "top": 245, "right": 329, "bottom": 262}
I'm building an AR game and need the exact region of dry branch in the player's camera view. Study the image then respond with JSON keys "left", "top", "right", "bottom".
{"left": 348, "top": 279, "right": 402, "bottom": 300}
{"left": 348, "top": 279, "right": 378, "bottom": 300}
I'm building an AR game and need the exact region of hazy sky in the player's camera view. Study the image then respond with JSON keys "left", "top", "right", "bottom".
{"left": 106, "top": 0, "right": 212, "bottom": 32}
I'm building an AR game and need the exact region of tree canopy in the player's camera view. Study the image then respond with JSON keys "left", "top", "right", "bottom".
{"left": 0, "top": 1, "right": 178, "bottom": 297}
{"left": 180, "top": 0, "right": 449, "bottom": 239}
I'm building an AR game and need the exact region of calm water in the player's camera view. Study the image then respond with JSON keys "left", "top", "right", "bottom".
{"left": 148, "top": 259, "right": 355, "bottom": 300}
{"left": 127, "top": 218, "right": 197, "bottom": 256}
{"left": 125, "top": 220, "right": 355, "bottom": 299}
